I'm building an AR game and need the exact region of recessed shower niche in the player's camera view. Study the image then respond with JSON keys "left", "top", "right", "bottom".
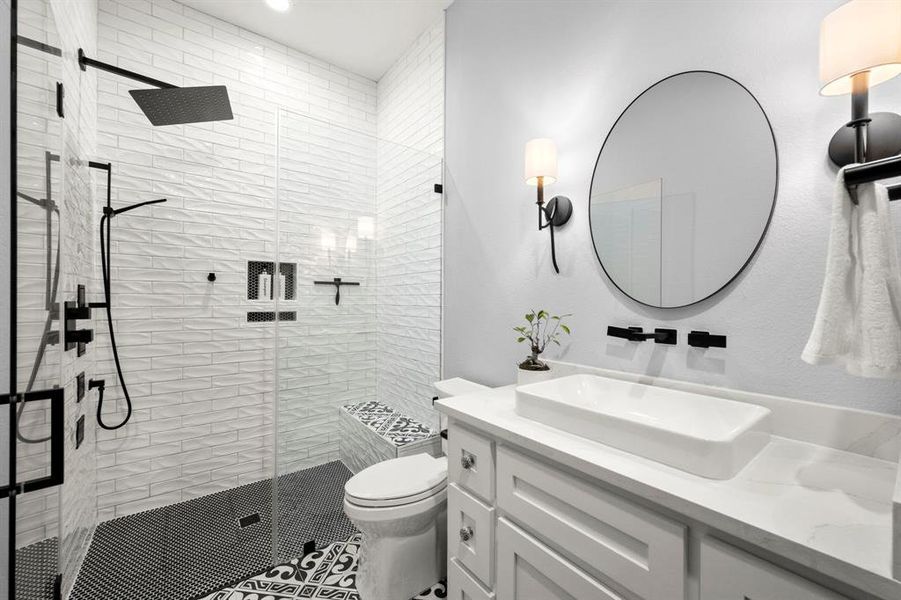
{"left": 247, "top": 260, "right": 296, "bottom": 302}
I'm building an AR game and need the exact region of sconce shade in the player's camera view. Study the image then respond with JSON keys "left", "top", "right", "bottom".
{"left": 524, "top": 138, "right": 558, "bottom": 186}
{"left": 819, "top": 0, "right": 901, "bottom": 96}
{"left": 357, "top": 216, "right": 374, "bottom": 240}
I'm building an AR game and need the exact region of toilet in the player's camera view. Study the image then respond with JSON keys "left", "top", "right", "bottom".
{"left": 344, "top": 378, "right": 488, "bottom": 600}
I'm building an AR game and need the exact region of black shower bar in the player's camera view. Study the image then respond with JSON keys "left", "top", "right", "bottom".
{"left": 844, "top": 155, "right": 901, "bottom": 204}
{"left": 78, "top": 49, "right": 175, "bottom": 89}
{"left": 314, "top": 277, "right": 360, "bottom": 305}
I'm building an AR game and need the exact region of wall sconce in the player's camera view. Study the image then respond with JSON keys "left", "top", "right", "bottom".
{"left": 357, "top": 216, "right": 374, "bottom": 240}
{"left": 820, "top": 0, "right": 901, "bottom": 166}
{"left": 524, "top": 138, "right": 572, "bottom": 274}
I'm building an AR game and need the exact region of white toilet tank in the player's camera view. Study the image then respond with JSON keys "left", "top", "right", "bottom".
{"left": 434, "top": 378, "right": 489, "bottom": 454}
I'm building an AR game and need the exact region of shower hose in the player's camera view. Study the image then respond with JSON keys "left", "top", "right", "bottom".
{"left": 96, "top": 208, "right": 131, "bottom": 430}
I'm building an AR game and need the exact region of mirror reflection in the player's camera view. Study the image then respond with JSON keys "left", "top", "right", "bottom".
{"left": 589, "top": 71, "right": 778, "bottom": 308}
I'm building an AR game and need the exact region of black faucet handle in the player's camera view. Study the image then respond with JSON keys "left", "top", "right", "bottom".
{"left": 688, "top": 330, "right": 727, "bottom": 348}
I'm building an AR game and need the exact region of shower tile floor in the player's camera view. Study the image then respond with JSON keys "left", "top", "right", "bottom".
{"left": 200, "top": 533, "right": 447, "bottom": 600}
{"left": 68, "top": 461, "right": 358, "bottom": 600}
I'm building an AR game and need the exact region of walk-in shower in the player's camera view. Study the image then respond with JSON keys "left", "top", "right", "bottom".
{"left": 4, "top": 1, "right": 444, "bottom": 598}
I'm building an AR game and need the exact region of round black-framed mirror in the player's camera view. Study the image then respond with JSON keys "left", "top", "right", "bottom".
{"left": 589, "top": 71, "right": 778, "bottom": 308}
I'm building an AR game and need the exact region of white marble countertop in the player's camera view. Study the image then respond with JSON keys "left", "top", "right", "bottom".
{"left": 437, "top": 386, "right": 901, "bottom": 600}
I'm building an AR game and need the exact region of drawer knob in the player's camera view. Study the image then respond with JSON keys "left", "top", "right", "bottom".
{"left": 459, "top": 526, "right": 473, "bottom": 542}
{"left": 460, "top": 453, "right": 476, "bottom": 470}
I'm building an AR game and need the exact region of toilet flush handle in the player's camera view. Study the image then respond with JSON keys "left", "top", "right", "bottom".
{"left": 459, "top": 526, "right": 473, "bottom": 542}
{"left": 460, "top": 453, "right": 476, "bottom": 470}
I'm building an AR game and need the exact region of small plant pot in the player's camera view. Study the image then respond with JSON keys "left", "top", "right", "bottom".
{"left": 518, "top": 356, "right": 549, "bottom": 371}
{"left": 517, "top": 356, "right": 554, "bottom": 385}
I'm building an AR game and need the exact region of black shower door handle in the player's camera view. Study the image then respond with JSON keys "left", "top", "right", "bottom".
{"left": 0, "top": 387, "right": 65, "bottom": 498}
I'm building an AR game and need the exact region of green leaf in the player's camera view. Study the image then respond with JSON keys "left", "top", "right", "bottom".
{"left": 537, "top": 310, "right": 548, "bottom": 320}
{"left": 560, "top": 324, "right": 571, "bottom": 334}
{"left": 517, "top": 337, "right": 526, "bottom": 343}
{"left": 553, "top": 339, "right": 560, "bottom": 346}
{"left": 525, "top": 313, "right": 534, "bottom": 323}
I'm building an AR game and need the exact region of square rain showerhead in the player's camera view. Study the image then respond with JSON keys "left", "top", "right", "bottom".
{"left": 129, "top": 85, "right": 233, "bottom": 126}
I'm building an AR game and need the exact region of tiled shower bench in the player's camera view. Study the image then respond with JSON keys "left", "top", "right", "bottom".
{"left": 339, "top": 401, "right": 441, "bottom": 474}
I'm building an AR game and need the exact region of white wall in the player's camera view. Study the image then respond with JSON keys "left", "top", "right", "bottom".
{"left": 444, "top": 0, "right": 901, "bottom": 415}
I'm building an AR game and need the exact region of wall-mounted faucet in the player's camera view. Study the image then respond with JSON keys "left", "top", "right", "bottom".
{"left": 607, "top": 326, "right": 677, "bottom": 345}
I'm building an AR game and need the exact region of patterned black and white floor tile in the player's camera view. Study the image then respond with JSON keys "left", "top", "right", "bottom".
{"left": 201, "top": 533, "right": 447, "bottom": 600}
{"left": 342, "top": 401, "right": 436, "bottom": 447}
{"left": 69, "top": 461, "right": 358, "bottom": 600}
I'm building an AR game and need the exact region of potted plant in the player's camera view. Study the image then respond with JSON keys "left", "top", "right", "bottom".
{"left": 514, "top": 309, "right": 572, "bottom": 382}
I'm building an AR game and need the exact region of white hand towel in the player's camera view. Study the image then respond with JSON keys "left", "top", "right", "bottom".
{"left": 802, "top": 169, "right": 901, "bottom": 378}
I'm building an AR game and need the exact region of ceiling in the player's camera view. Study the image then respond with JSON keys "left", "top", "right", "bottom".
{"left": 177, "top": 0, "right": 451, "bottom": 81}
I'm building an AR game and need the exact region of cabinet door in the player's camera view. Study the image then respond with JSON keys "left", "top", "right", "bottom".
{"left": 448, "top": 483, "right": 495, "bottom": 587}
{"left": 700, "top": 538, "right": 848, "bottom": 600}
{"left": 448, "top": 424, "right": 495, "bottom": 502}
{"left": 496, "top": 518, "right": 627, "bottom": 600}
{"left": 497, "top": 446, "right": 685, "bottom": 599}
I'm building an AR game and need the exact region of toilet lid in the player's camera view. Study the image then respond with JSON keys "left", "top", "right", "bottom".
{"left": 345, "top": 454, "right": 447, "bottom": 508}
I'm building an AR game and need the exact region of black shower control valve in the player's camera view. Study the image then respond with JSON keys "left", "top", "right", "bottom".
{"left": 67, "top": 329, "right": 94, "bottom": 344}
{"left": 64, "top": 300, "right": 94, "bottom": 352}
{"left": 688, "top": 330, "right": 727, "bottom": 349}
{"left": 207, "top": 272, "right": 216, "bottom": 282}
{"left": 88, "top": 379, "right": 105, "bottom": 391}
{"left": 65, "top": 305, "right": 91, "bottom": 320}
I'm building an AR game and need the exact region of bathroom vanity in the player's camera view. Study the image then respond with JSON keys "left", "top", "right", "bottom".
{"left": 436, "top": 366, "right": 901, "bottom": 600}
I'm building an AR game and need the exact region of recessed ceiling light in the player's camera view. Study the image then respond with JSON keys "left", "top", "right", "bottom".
{"left": 265, "top": 0, "right": 292, "bottom": 12}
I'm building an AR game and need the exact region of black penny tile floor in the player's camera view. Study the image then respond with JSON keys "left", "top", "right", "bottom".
{"left": 68, "top": 460, "right": 358, "bottom": 600}
{"left": 14, "top": 537, "right": 58, "bottom": 600}
{"left": 200, "top": 533, "right": 448, "bottom": 600}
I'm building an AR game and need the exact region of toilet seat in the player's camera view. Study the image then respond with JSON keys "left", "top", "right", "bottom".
{"left": 345, "top": 454, "right": 448, "bottom": 508}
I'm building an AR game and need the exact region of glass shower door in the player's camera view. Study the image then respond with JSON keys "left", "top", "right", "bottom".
{"left": 6, "top": 1, "right": 67, "bottom": 598}
{"left": 272, "top": 108, "right": 443, "bottom": 564}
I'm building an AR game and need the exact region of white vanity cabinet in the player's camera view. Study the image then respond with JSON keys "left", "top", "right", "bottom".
{"left": 699, "top": 538, "right": 848, "bottom": 600}
{"left": 446, "top": 421, "right": 857, "bottom": 600}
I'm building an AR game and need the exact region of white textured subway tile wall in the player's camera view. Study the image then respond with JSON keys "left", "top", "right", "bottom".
{"left": 376, "top": 18, "right": 445, "bottom": 429}
{"left": 93, "top": 0, "right": 444, "bottom": 518}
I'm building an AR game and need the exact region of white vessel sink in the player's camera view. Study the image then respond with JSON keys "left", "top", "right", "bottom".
{"left": 515, "top": 374, "right": 772, "bottom": 479}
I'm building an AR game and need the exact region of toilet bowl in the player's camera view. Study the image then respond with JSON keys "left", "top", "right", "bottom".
{"left": 344, "top": 454, "right": 449, "bottom": 600}
{"left": 343, "top": 378, "right": 489, "bottom": 599}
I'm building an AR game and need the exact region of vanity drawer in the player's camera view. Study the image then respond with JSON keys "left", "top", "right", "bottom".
{"left": 448, "top": 423, "right": 495, "bottom": 502}
{"left": 699, "top": 537, "right": 847, "bottom": 600}
{"left": 496, "top": 517, "right": 624, "bottom": 600}
{"left": 497, "top": 446, "right": 686, "bottom": 600}
{"left": 449, "top": 557, "right": 495, "bottom": 600}
{"left": 448, "top": 482, "right": 495, "bottom": 587}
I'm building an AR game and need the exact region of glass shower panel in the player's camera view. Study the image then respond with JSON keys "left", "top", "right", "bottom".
{"left": 373, "top": 140, "right": 443, "bottom": 431}
{"left": 1, "top": 1, "right": 11, "bottom": 595}
{"left": 274, "top": 109, "right": 379, "bottom": 562}
{"left": 273, "top": 109, "right": 443, "bottom": 563}
{"left": 13, "top": 1, "right": 64, "bottom": 597}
